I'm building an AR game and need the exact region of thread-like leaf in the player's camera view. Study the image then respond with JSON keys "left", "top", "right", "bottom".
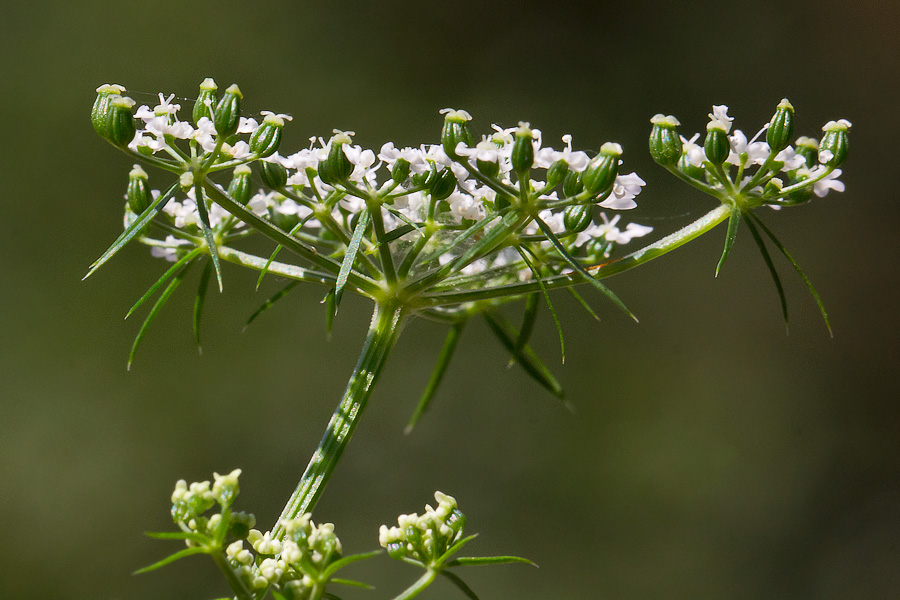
{"left": 128, "top": 260, "right": 194, "bottom": 370}
{"left": 322, "top": 550, "right": 382, "bottom": 579}
{"left": 405, "top": 321, "right": 466, "bottom": 434}
{"left": 84, "top": 182, "right": 179, "bottom": 279}
{"left": 509, "top": 292, "right": 540, "bottom": 367}
{"left": 334, "top": 209, "right": 370, "bottom": 311}
{"left": 125, "top": 247, "right": 203, "bottom": 320}
{"left": 256, "top": 214, "right": 317, "bottom": 290}
{"left": 715, "top": 207, "right": 741, "bottom": 277}
{"left": 440, "top": 570, "right": 481, "bottom": 600}
{"left": 747, "top": 211, "right": 832, "bottom": 336}
{"left": 446, "top": 555, "right": 537, "bottom": 567}
{"left": 244, "top": 280, "right": 300, "bottom": 330}
{"left": 133, "top": 546, "right": 208, "bottom": 574}
{"left": 517, "top": 246, "right": 565, "bottom": 363}
{"left": 194, "top": 182, "right": 224, "bottom": 292}
{"left": 482, "top": 311, "right": 565, "bottom": 400}
{"left": 193, "top": 258, "right": 212, "bottom": 352}
{"left": 743, "top": 213, "right": 788, "bottom": 332}
{"left": 567, "top": 286, "right": 600, "bottom": 321}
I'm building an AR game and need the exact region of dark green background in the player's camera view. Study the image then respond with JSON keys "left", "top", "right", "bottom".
{"left": 1, "top": 1, "right": 897, "bottom": 598}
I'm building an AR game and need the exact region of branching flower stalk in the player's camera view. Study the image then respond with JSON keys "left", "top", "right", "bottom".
{"left": 89, "top": 80, "right": 850, "bottom": 599}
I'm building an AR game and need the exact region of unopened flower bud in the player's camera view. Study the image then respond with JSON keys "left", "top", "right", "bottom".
{"left": 582, "top": 142, "right": 621, "bottom": 195}
{"left": 250, "top": 112, "right": 289, "bottom": 158}
{"left": 766, "top": 98, "right": 795, "bottom": 154}
{"left": 104, "top": 95, "right": 137, "bottom": 147}
{"left": 193, "top": 78, "right": 218, "bottom": 125}
{"left": 214, "top": 84, "right": 243, "bottom": 137}
{"left": 564, "top": 204, "right": 593, "bottom": 233}
{"left": 430, "top": 168, "right": 457, "bottom": 201}
{"left": 546, "top": 159, "right": 570, "bottom": 189}
{"left": 562, "top": 170, "right": 584, "bottom": 198}
{"left": 260, "top": 159, "right": 288, "bottom": 190}
{"left": 648, "top": 114, "right": 683, "bottom": 166}
{"left": 391, "top": 158, "right": 411, "bottom": 183}
{"left": 228, "top": 165, "right": 253, "bottom": 205}
{"left": 704, "top": 121, "right": 730, "bottom": 165}
{"left": 763, "top": 177, "right": 784, "bottom": 198}
{"left": 92, "top": 84, "right": 126, "bottom": 136}
{"left": 440, "top": 108, "right": 474, "bottom": 160}
{"left": 318, "top": 130, "right": 354, "bottom": 185}
{"left": 511, "top": 122, "right": 534, "bottom": 175}
{"left": 818, "top": 119, "right": 851, "bottom": 167}
{"left": 477, "top": 154, "right": 500, "bottom": 178}
{"left": 126, "top": 164, "right": 151, "bottom": 213}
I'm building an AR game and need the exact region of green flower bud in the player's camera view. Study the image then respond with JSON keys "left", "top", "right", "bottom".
{"left": 763, "top": 177, "right": 784, "bottom": 199}
{"left": 648, "top": 114, "right": 683, "bottom": 166}
{"left": 564, "top": 204, "right": 593, "bottom": 233}
{"left": 703, "top": 121, "right": 730, "bottom": 165}
{"left": 411, "top": 169, "right": 432, "bottom": 189}
{"left": 91, "top": 84, "right": 126, "bottom": 136}
{"left": 582, "top": 142, "right": 621, "bottom": 195}
{"left": 318, "top": 130, "right": 354, "bottom": 185}
{"left": 126, "top": 164, "right": 152, "bottom": 213}
{"left": 260, "top": 160, "right": 288, "bottom": 190}
{"left": 229, "top": 511, "right": 256, "bottom": 540}
{"left": 250, "top": 112, "right": 289, "bottom": 158}
{"left": 391, "top": 158, "right": 411, "bottom": 183}
{"left": 429, "top": 167, "right": 457, "bottom": 201}
{"left": 440, "top": 108, "right": 474, "bottom": 159}
{"left": 562, "top": 170, "right": 584, "bottom": 198}
{"left": 794, "top": 136, "right": 819, "bottom": 169}
{"left": 819, "top": 119, "right": 851, "bottom": 167}
{"left": 546, "top": 159, "right": 570, "bottom": 189}
{"left": 104, "top": 95, "right": 137, "bottom": 147}
{"left": 193, "top": 78, "right": 218, "bottom": 124}
{"left": 477, "top": 155, "right": 500, "bottom": 178}
{"left": 511, "top": 122, "right": 534, "bottom": 175}
{"left": 214, "top": 84, "right": 243, "bottom": 137}
{"left": 766, "top": 98, "right": 795, "bottom": 154}
{"left": 228, "top": 165, "right": 253, "bottom": 205}
{"left": 270, "top": 206, "right": 300, "bottom": 231}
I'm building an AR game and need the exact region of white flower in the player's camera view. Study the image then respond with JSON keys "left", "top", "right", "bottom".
{"left": 813, "top": 168, "right": 844, "bottom": 197}
{"left": 708, "top": 104, "right": 734, "bottom": 133}
{"left": 727, "top": 129, "right": 769, "bottom": 166}
{"left": 599, "top": 173, "right": 645, "bottom": 210}
{"left": 681, "top": 133, "right": 706, "bottom": 167}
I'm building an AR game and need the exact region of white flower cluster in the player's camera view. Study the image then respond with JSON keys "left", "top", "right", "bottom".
{"left": 379, "top": 491, "right": 465, "bottom": 565}
{"left": 169, "top": 469, "right": 247, "bottom": 541}
{"left": 226, "top": 514, "right": 343, "bottom": 594}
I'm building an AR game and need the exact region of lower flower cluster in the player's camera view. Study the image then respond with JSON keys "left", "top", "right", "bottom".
{"left": 379, "top": 491, "right": 466, "bottom": 565}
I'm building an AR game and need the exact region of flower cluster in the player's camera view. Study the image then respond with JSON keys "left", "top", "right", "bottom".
{"left": 170, "top": 469, "right": 254, "bottom": 541}
{"left": 379, "top": 491, "right": 466, "bottom": 565}
{"left": 649, "top": 99, "right": 850, "bottom": 208}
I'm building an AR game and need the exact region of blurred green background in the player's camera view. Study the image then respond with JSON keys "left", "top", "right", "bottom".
{"left": 1, "top": 1, "right": 898, "bottom": 598}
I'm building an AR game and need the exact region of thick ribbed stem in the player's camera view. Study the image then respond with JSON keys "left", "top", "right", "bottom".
{"left": 273, "top": 302, "right": 404, "bottom": 537}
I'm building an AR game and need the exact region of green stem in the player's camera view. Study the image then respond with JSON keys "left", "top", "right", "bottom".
{"left": 272, "top": 302, "right": 405, "bottom": 537}
{"left": 392, "top": 568, "right": 438, "bottom": 600}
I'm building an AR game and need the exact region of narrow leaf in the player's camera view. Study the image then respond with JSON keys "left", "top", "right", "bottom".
{"left": 194, "top": 182, "right": 224, "bottom": 292}
{"left": 243, "top": 280, "right": 299, "bottom": 330}
{"left": 440, "top": 570, "right": 481, "bottom": 600}
{"left": 330, "top": 578, "right": 375, "bottom": 589}
{"left": 128, "top": 260, "right": 194, "bottom": 370}
{"left": 144, "top": 530, "right": 208, "bottom": 543}
{"left": 567, "top": 287, "right": 600, "bottom": 321}
{"left": 322, "top": 594, "right": 344, "bottom": 600}
{"left": 193, "top": 258, "right": 212, "bottom": 351}
{"left": 335, "top": 208, "right": 370, "bottom": 310}
{"left": 133, "top": 546, "right": 208, "bottom": 574}
{"left": 323, "top": 288, "right": 336, "bottom": 336}
{"left": 84, "top": 182, "right": 179, "bottom": 279}
{"left": 256, "top": 214, "right": 317, "bottom": 289}
{"left": 125, "top": 247, "right": 204, "bottom": 320}
{"left": 438, "top": 534, "right": 479, "bottom": 565}
{"left": 517, "top": 246, "right": 565, "bottom": 363}
{"left": 406, "top": 321, "right": 466, "bottom": 434}
{"left": 743, "top": 214, "right": 788, "bottom": 332}
{"left": 322, "top": 549, "right": 383, "bottom": 579}
{"left": 748, "top": 211, "right": 832, "bottom": 336}
{"left": 483, "top": 311, "right": 565, "bottom": 400}
{"left": 715, "top": 208, "right": 741, "bottom": 277}
{"left": 446, "top": 555, "right": 537, "bottom": 568}
{"left": 509, "top": 292, "right": 540, "bottom": 367}
{"left": 533, "top": 214, "right": 637, "bottom": 322}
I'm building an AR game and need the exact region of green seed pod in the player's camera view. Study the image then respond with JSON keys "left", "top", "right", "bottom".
{"left": 270, "top": 206, "right": 300, "bottom": 231}
{"left": 126, "top": 164, "right": 152, "bottom": 213}
{"left": 562, "top": 170, "right": 584, "bottom": 198}
{"left": 104, "top": 95, "right": 137, "bottom": 147}
{"left": 391, "top": 158, "right": 411, "bottom": 183}
{"left": 477, "top": 156, "right": 500, "bottom": 178}
{"left": 318, "top": 131, "right": 354, "bottom": 185}
{"left": 260, "top": 160, "right": 288, "bottom": 190}
{"left": 766, "top": 98, "right": 795, "bottom": 154}
{"left": 564, "top": 204, "right": 593, "bottom": 233}
{"left": 440, "top": 108, "right": 474, "bottom": 159}
{"left": 763, "top": 177, "right": 784, "bottom": 199}
{"left": 648, "top": 114, "right": 683, "bottom": 166}
{"left": 91, "top": 84, "right": 126, "bottom": 137}
{"left": 583, "top": 142, "right": 621, "bottom": 195}
{"left": 250, "top": 112, "right": 286, "bottom": 158}
{"left": 214, "top": 84, "right": 242, "bottom": 137}
{"left": 227, "top": 165, "right": 253, "bottom": 205}
{"left": 794, "top": 136, "right": 819, "bottom": 169}
{"left": 511, "top": 122, "right": 534, "bottom": 175}
{"left": 786, "top": 172, "right": 814, "bottom": 205}
{"left": 703, "top": 121, "right": 730, "bottom": 165}
{"left": 411, "top": 169, "right": 432, "bottom": 189}
{"left": 819, "top": 119, "right": 851, "bottom": 167}
{"left": 193, "top": 78, "right": 218, "bottom": 124}
{"left": 546, "top": 158, "right": 570, "bottom": 189}
{"left": 429, "top": 167, "right": 457, "bottom": 201}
